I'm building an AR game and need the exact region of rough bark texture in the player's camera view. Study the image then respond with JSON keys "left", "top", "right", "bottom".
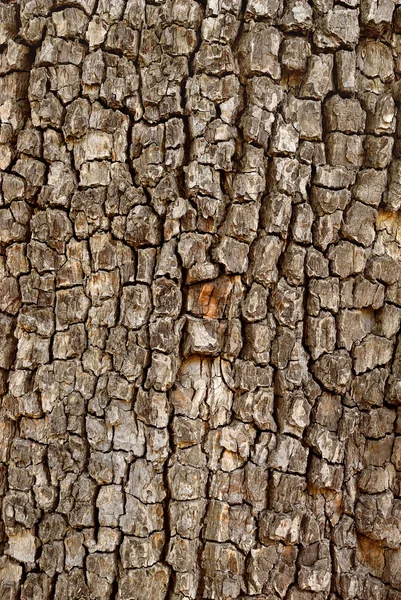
{"left": 2, "top": 0, "right": 401, "bottom": 598}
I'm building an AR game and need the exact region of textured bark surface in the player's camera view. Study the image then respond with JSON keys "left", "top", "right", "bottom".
{"left": 2, "top": 0, "right": 401, "bottom": 598}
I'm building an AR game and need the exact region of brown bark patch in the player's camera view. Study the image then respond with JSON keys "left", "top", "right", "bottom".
{"left": 186, "top": 275, "right": 241, "bottom": 319}
{"left": 357, "top": 534, "right": 385, "bottom": 578}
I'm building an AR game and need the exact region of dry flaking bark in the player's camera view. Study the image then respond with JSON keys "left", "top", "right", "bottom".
{"left": 2, "top": 0, "right": 401, "bottom": 598}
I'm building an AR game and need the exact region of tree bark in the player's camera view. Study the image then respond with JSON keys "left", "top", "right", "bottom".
{"left": 1, "top": 0, "right": 401, "bottom": 598}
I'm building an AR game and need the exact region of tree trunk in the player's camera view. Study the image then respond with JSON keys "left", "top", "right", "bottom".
{"left": 1, "top": 0, "right": 401, "bottom": 598}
